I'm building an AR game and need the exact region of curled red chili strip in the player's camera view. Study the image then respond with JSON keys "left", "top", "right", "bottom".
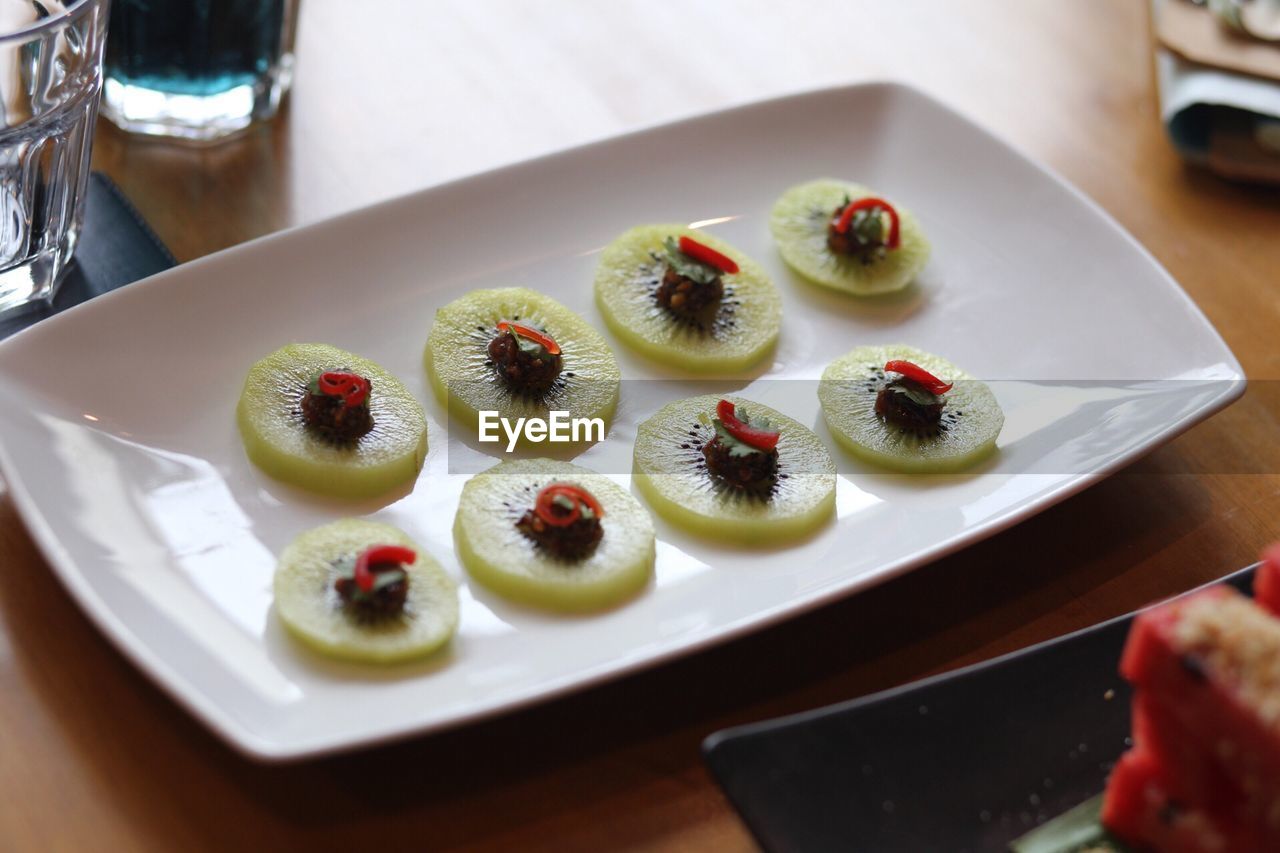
{"left": 318, "top": 371, "right": 371, "bottom": 409}
{"left": 497, "top": 320, "right": 562, "bottom": 356}
{"left": 534, "top": 482, "right": 604, "bottom": 528}
{"left": 715, "top": 399, "right": 780, "bottom": 452}
{"left": 835, "top": 197, "right": 901, "bottom": 249}
{"left": 353, "top": 544, "right": 416, "bottom": 593}
{"left": 883, "top": 360, "right": 953, "bottom": 394}
{"left": 678, "top": 235, "right": 740, "bottom": 274}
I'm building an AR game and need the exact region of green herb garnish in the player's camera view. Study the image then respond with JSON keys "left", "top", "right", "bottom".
{"left": 1009, "top": 794, "right": 1129, "bottom": 853}
{"left": 839, "top": 194, "right": 886, "bottom": 247}
{"left": 506, "top": 326, "right": 554, "bottom": 359}
{"left": 551, "top": 492, "right": 595, "bottom": 521}
{"left": 664, "top": 236, "right": 721, "bottom": 285}
{"left": 887, "top": 381, "right": 942, "bottom": 408}
{"left": 712, "top": 406, "right": 775, "bottom": 458}
{"left": 334, "top": 556, "right": 406, "bottom": 601}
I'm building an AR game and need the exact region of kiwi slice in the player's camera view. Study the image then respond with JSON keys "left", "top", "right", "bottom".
{"left": 274, "top": 518, "right": 459, "bottom": 663}
{"left": 770, "top": 178, "right": 930, "bottom": 295}
{"left": 593, "top": 224, "right": 782, "bottom": 372}
{"left": 819, "top": 344, "right": 1003, "bottom": 473}
{"left": 237, "top": 343, "right": 428, "bottom": 498}
{"left": 453, "top": 458, "right": 655, "bottom": 612}
{"left": 632, "top": 394, "right": 836, "bottom": 544}
{"left": 424, "top": 287, "right": 621, "bottom": 444}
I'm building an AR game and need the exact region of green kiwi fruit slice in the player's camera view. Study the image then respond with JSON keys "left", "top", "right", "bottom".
{"left": 770, "top": 178, "right": 930, "bottom": 295}
{"left": 593, "top": 224, "right": 782, "bottom": 372}
{"left": 819, "top": 344, "right": 1003, "bottom": 473}
{"left": 424, "top": 287, "right": 621, "bottom": 444}
{"left": 236, "top": 343, "right": 428, "bottom": 498}
{"left": 453, "top": 458, "right": 655, "bottom": 612}
{"left": 274, "top": 518, "right": 459, "bottom": 663}
{"left": 632, "top": 394, "right": 836, "bottom": 544}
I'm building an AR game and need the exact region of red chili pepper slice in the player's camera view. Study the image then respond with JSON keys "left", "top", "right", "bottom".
{"left": 496, "top": 320, "right": 562, "bottom": 356}
{"left": 534, "top": 482, "right": 605, "bottom": 528}
{"left": 353, "top": 544, "right": 416, "bottom": 593}
{"left": 883, "top": 360, "right": 953, "bottom": 394}
{"left": 677, "top": 235, "right": 740, "bottom": 274}
{"left": 318, "top": 371, "right": 371, "bottom": 409}
{"left": 834, "top": 197, "right": 901, "bottom": 249}
{"left": 715, "top": 399, "right": 780, "bottom": 452}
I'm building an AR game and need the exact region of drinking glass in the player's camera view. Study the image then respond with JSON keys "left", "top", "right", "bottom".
{"left": 101, "top": 0, "right": 299, "bottom": 143}
{"left": 0, "top": 0, "right": 108, "bottom": 316}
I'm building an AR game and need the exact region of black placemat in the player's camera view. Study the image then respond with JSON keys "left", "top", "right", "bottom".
{"left": 0, "top": 172, "right": 176, "bottom": 340}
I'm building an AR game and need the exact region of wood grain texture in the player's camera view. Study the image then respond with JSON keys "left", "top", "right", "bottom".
{"left": 5, "top": 0, "right": 1280, "bottom": 849}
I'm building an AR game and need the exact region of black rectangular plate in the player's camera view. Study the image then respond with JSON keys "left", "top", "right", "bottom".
{"left": 703, "top": 565, "right": 1258, "bottom": 853}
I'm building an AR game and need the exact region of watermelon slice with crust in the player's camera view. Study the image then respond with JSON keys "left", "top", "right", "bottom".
{"left": 1102, "top": 747, "right": 1258, "bottom": 853}
{"left": 1105, "top": 585, "right": 1280, "bottom": 849}
{"left": 1255, "top": 543, "right": 1280, "bottom": 617}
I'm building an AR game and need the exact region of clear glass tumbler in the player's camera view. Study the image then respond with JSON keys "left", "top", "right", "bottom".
{"left": 0, "top": 0, "right": 108, "bottom": 316}
{"left": 101, "top": 0, "right": 299, "bottom": 143}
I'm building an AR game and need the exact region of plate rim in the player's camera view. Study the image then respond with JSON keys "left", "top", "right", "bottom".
{"left": 0, "top": 80, "right": 1247, "bottom": 761}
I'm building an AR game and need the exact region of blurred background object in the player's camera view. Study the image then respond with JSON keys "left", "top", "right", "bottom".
{"left": 1154, "top": 0, "right": 1280, "bottom": 184}
{"left": 0, "top": 0, "right": 107, "bottom": 316}
{"left": 1208, "top": 0, "right": 1280, "bottom": 41}
{"left": 100, "top": 0, "right": 298, "bottom": 143}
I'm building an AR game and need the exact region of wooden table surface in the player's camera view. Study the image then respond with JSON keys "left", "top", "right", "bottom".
{"left": 4, "top": 1, "right": 1279, "bottom": 849}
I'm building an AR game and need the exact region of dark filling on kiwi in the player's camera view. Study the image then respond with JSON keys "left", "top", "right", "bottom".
{"left": 679, "top": 421, "right": 789, "bottom": 500}
{"left": 333, "top": 557, "right": 408, "bottom": 621}
{"left": 702, "top": 437, "right": 778, "bottom": 491}
{"left": 656, "top": 264, "right": 724, "bottom": 316}
{"left": 300, "top": 370, "right": 374, "bottom": 443}
{"left": 653, "top": 235, "right": 726, "bottom": 322}
{"left": 826, "top": 199, "right": 887, "bottom": 263}
{"left": 875, "top": 379, "right": 944, "bottom": 434}
{"left": 488, "top": 328, "right": 563, "bottom": 395}
{"left": 515, "top": 508, "right": 603, "bottom": 561}
{"left": 701, "top": 407, "right": 780, "bottom": 493}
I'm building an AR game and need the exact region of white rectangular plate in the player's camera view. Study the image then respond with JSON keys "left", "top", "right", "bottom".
{"left": 0, "top": 83, "right": 1243, "bottom": 760}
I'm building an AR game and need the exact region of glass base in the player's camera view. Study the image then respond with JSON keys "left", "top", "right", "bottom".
{"left": 100, "top": 56, "right": 293, "bottom": 143}
{"left": 0, "top": 226, "right": 78, "bottom": 318}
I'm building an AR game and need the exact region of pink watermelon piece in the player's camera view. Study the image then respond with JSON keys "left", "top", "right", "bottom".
{"left": 1255, "top": 543, "right": 1280, "bottom": 617}
{"left": 1107, "top": 586, "right": 1280, "bottom": 849}
{"left": 1102, "top": 747, "right": 1257, "bottom": 852}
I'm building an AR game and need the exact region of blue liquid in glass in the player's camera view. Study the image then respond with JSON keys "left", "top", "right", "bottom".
{"left": 105, "top": 0, "right": 287, "bottom": 97}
